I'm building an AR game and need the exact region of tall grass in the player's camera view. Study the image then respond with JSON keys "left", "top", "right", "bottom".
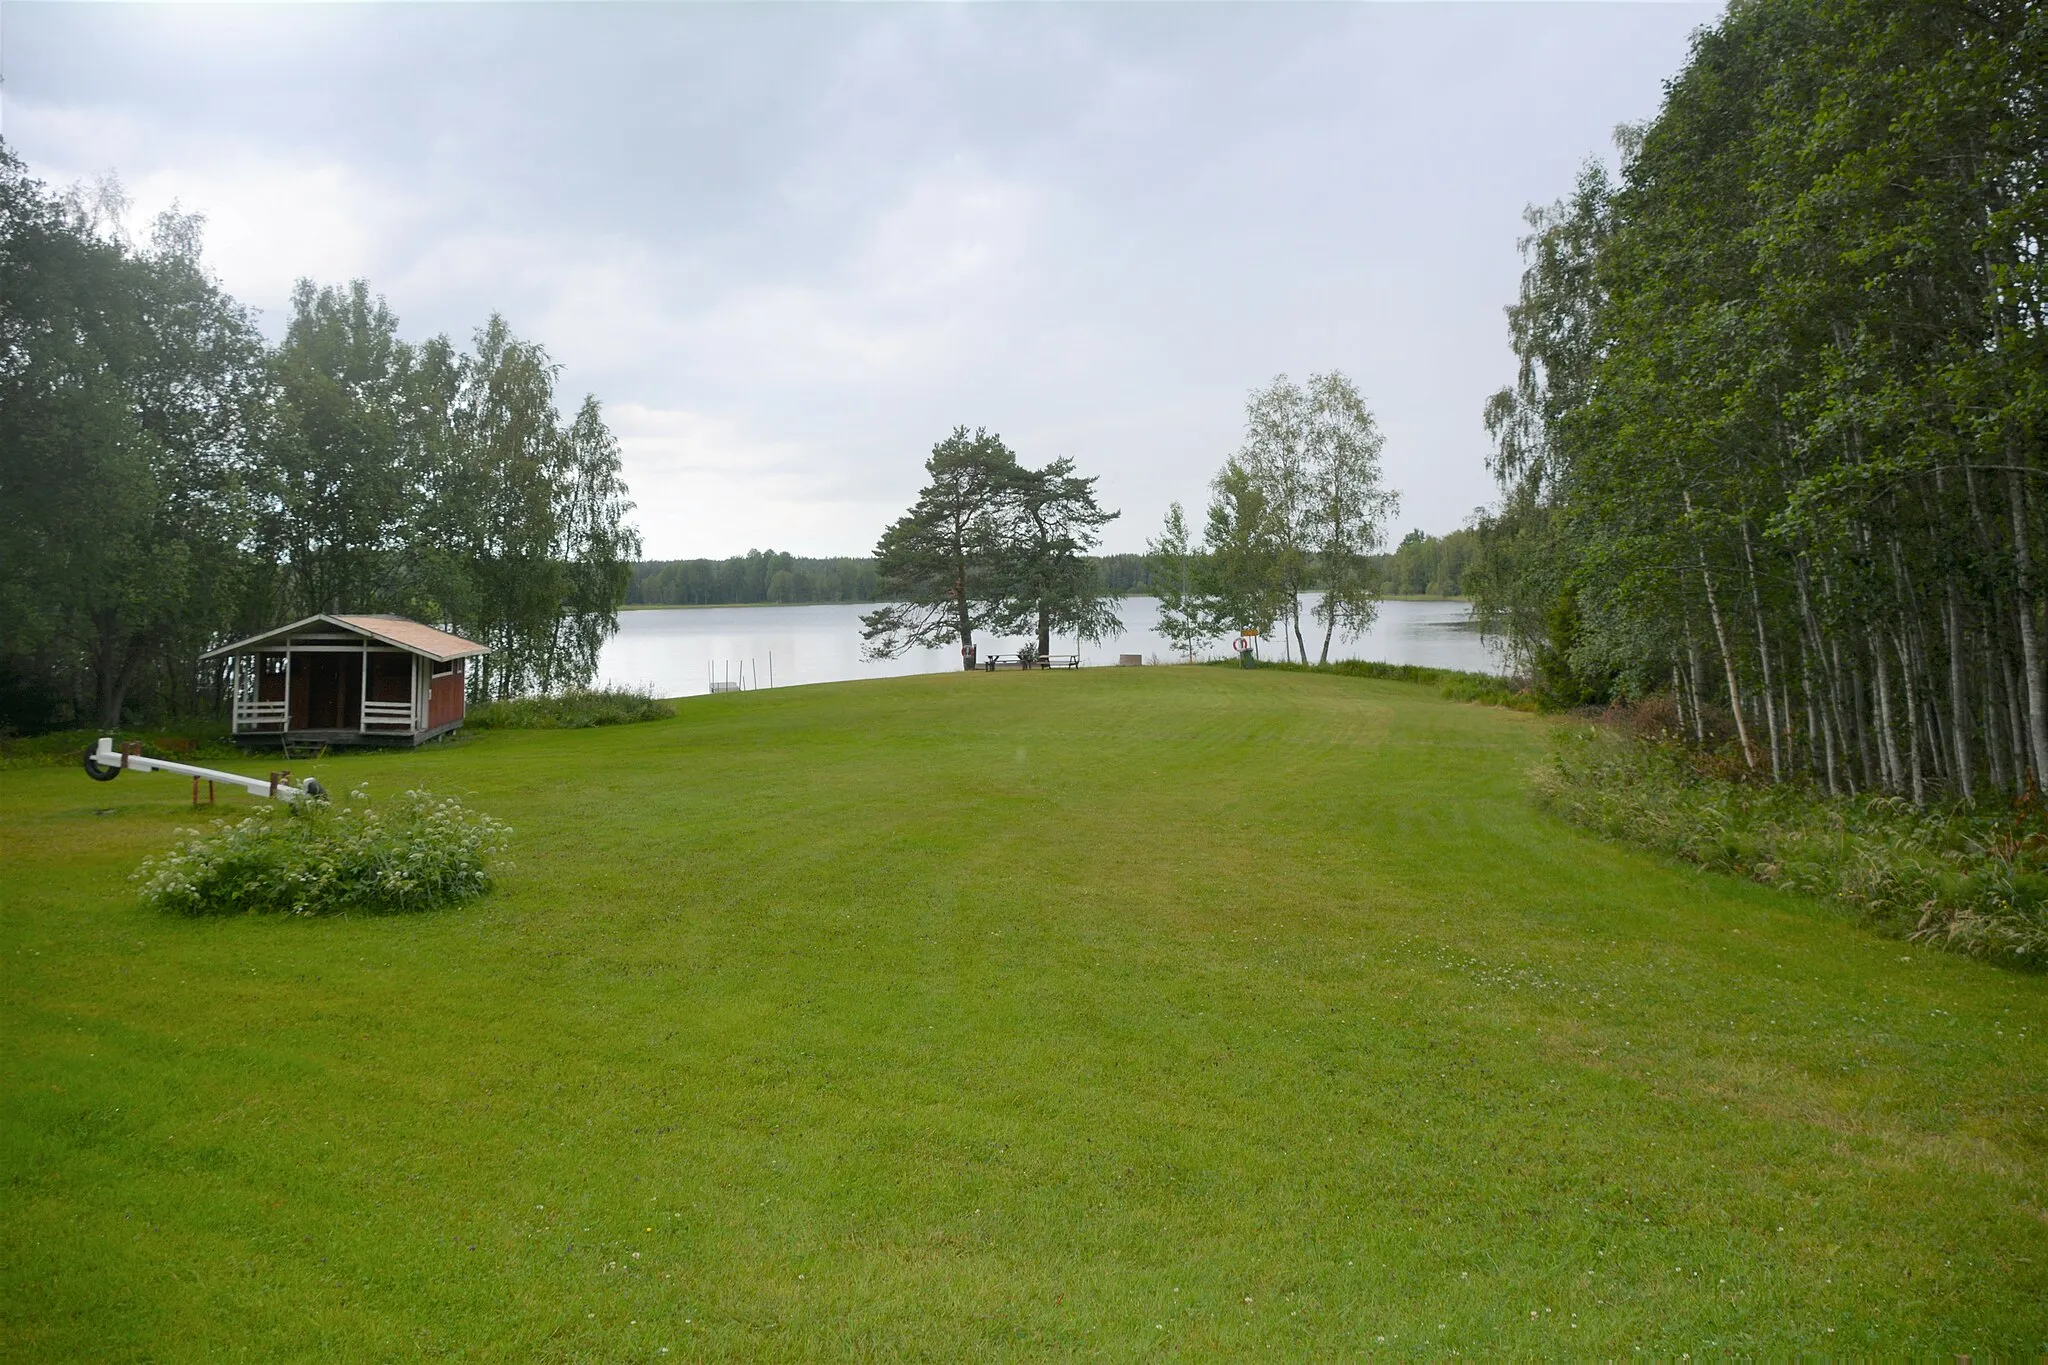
{"left": 0, "top": 721, "right": 236, "bottom": 770}
{"left": 465, "top": 687, "right": 673, "bottom": 730}
{"left": 1537, "top": 722, "right": 2048, "bottom": 964}
{"left": 1234, "top": 657, "right": 1538, "bottom": 710}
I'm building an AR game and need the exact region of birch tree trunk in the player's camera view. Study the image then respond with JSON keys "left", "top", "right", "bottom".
{"left": 1683, "top": 616, "right": 1707, "bottom": 745}
{"left": 1872, "top": 635, "right": 1903, "bottom": 793}
{"left": 2000, "top": 644, "right": 2027, "bottom": 792}
{"left": 1945, "top": 587, "right": 1973, "bottom": 800}
{"left": 1897, "top": 628, "right": 1926, "bottom": 807}
{"left": 1686, "top": 492, "right": 1756, "bottom": 769}
{"left": 1740, "top": 522, "right": 1781, "bottom": 781}
{"left": 2008, "top": 466, "right": 2048, "bottom": 785}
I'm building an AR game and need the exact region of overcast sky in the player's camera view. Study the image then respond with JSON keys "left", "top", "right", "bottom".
{"left": 3, "top": 2, "right": 1715, "bottom": 558}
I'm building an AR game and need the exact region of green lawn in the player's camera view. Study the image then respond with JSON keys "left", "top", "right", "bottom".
{"left": 3, "top": 667, "right": 2044, "bottom": 1358}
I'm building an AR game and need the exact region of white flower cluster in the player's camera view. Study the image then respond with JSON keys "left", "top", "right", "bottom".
{"left": 134, "top": 786, "right": 512, "bottom": 917}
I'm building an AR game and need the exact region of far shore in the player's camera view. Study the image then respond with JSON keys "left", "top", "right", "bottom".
{"left": 621, "top": 600, "right": 849, "bottom": 611}
{"left": 622, "top": 593, "right": 1471, "bottom": 611}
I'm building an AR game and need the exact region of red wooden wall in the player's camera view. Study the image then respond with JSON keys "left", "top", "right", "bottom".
{"left": 428, "top": 660, "right": 466, "bottom": 730}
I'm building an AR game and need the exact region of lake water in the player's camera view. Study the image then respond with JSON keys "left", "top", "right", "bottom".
{"left": 597, "top": 596, "right": 1503, "bottom": 697}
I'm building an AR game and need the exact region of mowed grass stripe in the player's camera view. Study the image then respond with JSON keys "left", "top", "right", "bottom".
{"left": 2, "top": 666, "right": 2043, "bottom": 1358}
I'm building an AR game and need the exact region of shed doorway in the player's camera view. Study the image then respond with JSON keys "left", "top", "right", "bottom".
{"left": 289, "top": 653, "right": 361, "bottom": 731}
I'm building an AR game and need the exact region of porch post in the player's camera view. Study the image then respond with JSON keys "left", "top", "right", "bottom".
{"left": 282, "top": 648, "right": 292, "bottom": 736}
{"left": 359, "top": 642, "right": 369, "bottom": 734}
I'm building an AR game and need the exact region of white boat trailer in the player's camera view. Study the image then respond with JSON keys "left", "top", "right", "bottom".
{"left": 84, "top": 737, "right": 323, "bottom": 802}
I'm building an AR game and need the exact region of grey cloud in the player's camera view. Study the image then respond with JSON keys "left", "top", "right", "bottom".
{"left": 3, "top": 2, "right": 1715, "bottom": 556}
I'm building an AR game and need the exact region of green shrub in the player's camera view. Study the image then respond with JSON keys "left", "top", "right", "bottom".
{"left": 135, "top": 787, "right": 511, "bottom": 917}
{"left": 465, "top": 687, "right": 674, "bottom": 731}
{"left": 1224, "top": 657, "right": 1538, "bottom": 711}
{"left": 1, "top": 723, "right": 236, "bottom": 770}
{"left": 1438, "top": 671, "right": 1540, "bottom": 712}
{"left": 1535, "top": 725, "right": 2048, "bottom": 964}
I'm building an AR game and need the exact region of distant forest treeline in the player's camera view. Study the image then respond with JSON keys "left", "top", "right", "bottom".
{"left": 628, "top": 552, "right": 878, "bottom": 605}
{"left": 629, "top": 530, "right": 1474, "bottom": 606}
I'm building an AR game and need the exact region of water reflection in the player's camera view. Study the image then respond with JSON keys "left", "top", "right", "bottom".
{"left": 597, "top": 595, "right": 1503, "bottom": 697}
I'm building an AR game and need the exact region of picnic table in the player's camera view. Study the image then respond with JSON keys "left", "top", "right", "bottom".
{"left": 982, "top": 653, "right": 1082, "bottom": 671}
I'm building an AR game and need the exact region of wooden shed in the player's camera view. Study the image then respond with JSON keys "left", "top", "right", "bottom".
{"left": 204, "top": 614, "right": 489, "bottom": 748}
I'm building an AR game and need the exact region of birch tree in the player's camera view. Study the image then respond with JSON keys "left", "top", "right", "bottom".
{"left": 1303, "top": 372, "right": 1398, "bottom": 664}
{"left": 1233, "top": 372, "right": 1398, "bottom": 664}
{"left": 1468, "top": 0, "right": 2048, "bottom": 803}
{"left": 1236, "top": 377, "right": 1316, "bottom": 659}
{"left": 1199, "top": 457, "right": 1288, "bottom": 642}
{"left": 1146, "top": 501, "right": 1212, "bottom": 659}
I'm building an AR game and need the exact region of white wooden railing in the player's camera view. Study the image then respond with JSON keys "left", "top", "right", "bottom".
{"left": 233, "top": 700, "right": 287, "bottom": 731}
{"left": 361, "top": 700, "right": 415, "bottom": 729}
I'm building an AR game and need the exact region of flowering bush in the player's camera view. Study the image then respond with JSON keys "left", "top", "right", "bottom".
{"left": 135, "top": 786, "right": 511, "bottom": 917}
{"left": 1536, "top": 725, "right": 2048, "bottom": 964}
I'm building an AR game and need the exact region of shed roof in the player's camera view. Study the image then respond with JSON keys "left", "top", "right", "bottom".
{"left": 203, "top": 614, "right": 490, "bottom": 663}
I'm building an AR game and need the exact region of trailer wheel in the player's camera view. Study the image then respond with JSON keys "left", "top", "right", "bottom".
{"left": 83, "top": 746, "right": 120, "bottom": 782}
